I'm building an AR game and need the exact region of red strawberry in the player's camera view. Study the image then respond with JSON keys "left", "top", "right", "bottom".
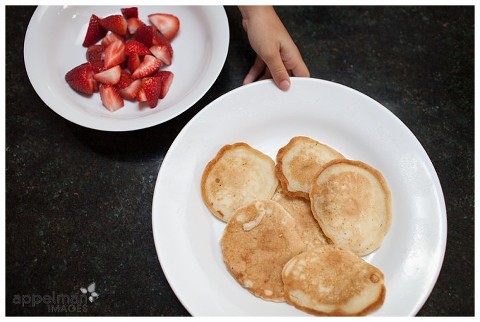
{"left": 104, "top": 40, "right": 126, "bottom": 69}
{"left": 131, "top": 55, "right": 162, "bottom": 79}
{"left": 86, "top": 44, "right": 105, "bottom": 73}
{"left": 148, "top": 13, "right": 180, "bottom": 40}
{"left": 100, "top": 15, "right": 128, "bottom": 36}
{"left": 94, "top": 65, "right": 121, "bottom": 84}
{"left": 154, "top": 70, "right": 174, "bottom": 99}
{"left": 127, "top": 17, "right": 145, "bottom": 35}
{"left": 119, "top": 79, "right": 142, "bottom": 100}
{"left": 149, "top": 44, "right": 172, "bottom": 66}
{"left": 136, "top": 88, "right": 147, "bottom": 102}
{"left": 82, "top": 14, "right": 108, "bottom": 47}
{"left": 127, "top": 53, "right": 141, "bottom": 72}
{"left": 134, "top": 25, "right": 155, "bottom": 47}
{"left": 65, "top": 62, "right": 98, "bottom": 95}
{"left": 121, "top": 7, "right": 138, "bottom": 19}
{"left": 117, "top": 70, "right": 134, "bottom": 89}
{"left": 101, "top": 32, "right": 126, "bottom": 47}
{"left": 125, "top": 40, "right": 151, "bottom": 56}
{"left": 141, "top": 77, "right": 162, "bottom": 108}
{"left": 99, "top": 84, "right": 124, "bottom": 111}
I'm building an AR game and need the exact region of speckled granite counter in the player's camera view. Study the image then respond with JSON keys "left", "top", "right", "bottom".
{"left": 6, "top": 5, "right": 473, "bottom": 316}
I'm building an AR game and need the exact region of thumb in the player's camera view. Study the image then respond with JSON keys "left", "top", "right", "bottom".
{"left": 263, "top": 54, "right": 290, "bottom": 91}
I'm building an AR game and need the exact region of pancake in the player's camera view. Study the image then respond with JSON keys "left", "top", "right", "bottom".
{"left": 276, "top": 136, "right": 344, "bottom": 199}
{"left": 201, "top": 143, "right": 278, "bottom": 222}
{"left": 309, "top": 159, "right": 392, "bottom": 256}
{"left": 282, "top": 245, "right": 386, "bottom": 316}
{"left": 271, "top": 187, "right": 329, "bottom": 248}
{"left": 221, "top": 199, "right": 306, "bottom": 302}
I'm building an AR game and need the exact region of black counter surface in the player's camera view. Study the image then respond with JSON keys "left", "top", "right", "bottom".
{"left": 6, "top": 5, "right": 474, "bottom": 316}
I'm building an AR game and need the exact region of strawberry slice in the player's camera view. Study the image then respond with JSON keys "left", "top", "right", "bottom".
{"left": 154, "top": 70, "right": 174, "bottom": 99}
{"left": 136, "top": 88, "right": 147, "bottom": 102}
{"left": 119, "top": 79, "right": 142, "bottom": 100}
{"left": 86, "top": 44, "right": 105, "bottom": 73}
{"left": 127, "top": 53, "right": 141, "bottom": 73}
{"left": 100, "top": 15, "right": 127, "bottom": 36}
{"left": 134, "top": 25, "right": 155, "bottom": 47}
{"left": 65, "top": 62, "right": 98, "bottom": 95}
{"left": 125, "top": 40, "right": 151, "bottom": 56}
{"left": 99, "top": 84, "right": 124, "bottom": 111}
{"left": 149, "top": 44, "right": 172, "bottom": 66}
{"left": 148, "top": 13, "right": 180, "bottom": 40}
{"left": 127, "top": 17, "right": 145, "bottom": 35}
{"left": 94, "top": 65, "right": 121, "bottom": 84}
{"left": 141, "top": 77, "right": 162, "bottom": 108}
{"left": 131, "top": 55, "right": 162, "bottom": 79}
{"left": 121, "top": 7, "right": 138, "bottom": 19}
{"left": 117, "top": 70, "right": 134, "bottom": 89}
{"left": 101, "top": 32, "right": 126, "bottom": 47}
{"left": 104, "top": 40, "right": 126, "bottom": 69}
{"left": 82, "top": 14, "right": 108, "bottom": 47}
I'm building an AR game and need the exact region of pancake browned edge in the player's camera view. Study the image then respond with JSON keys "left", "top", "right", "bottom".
{"left": 282, "top": 245, "right": 386, "bottom": 316}
{"left": 310, "top": 159, "right": 392, "bottom": 256}
{"left": 221, "top": 199, "right": 306, "bottom": 302}
{"left": 275, "top": 136, "right": 344, "bottom": 200}
{"left": 271, "top": 186, "right": 329, "bottom": 248}
{"left": 201, "top": 143, "right": 278, "bottom": 222}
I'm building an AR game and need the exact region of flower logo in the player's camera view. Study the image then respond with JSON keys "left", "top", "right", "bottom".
{"left": 80, "top": 282, "right": 99, "bottom": 303}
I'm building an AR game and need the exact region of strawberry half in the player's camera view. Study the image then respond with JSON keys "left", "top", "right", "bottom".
{"left": 141, "top": 77, "right": 162, "bottom": 108}
{"left": 99, "top": 84, "right": 124, "bottom": 111}
{"left": 101, "top": 32, "right": 126, "bottom": 47}
{"left": 86, "top": 44, "right": 105, "bottom": 73}
{"left": 119, "top": 79, "right": 142, "bottom": 100}
{"left": 125, "top": 40, "right": 151, "bottom": 56}
{"left": 104, "top": 40, "right": 126, "bottom": 69}
{"left": 153, "top": 70, "right": 174, "bottom": 99}
{"left": 149, "top": 44, "right": 172, "bottom": 66}
{"left": 82, "top": 14, "right": 108, "bottom": 47}
{"left": 127, "top": 53, "right": 141, "bottom": 73}
{"left": 127, "top": 17, "right": 145, "bottom": 35}
{"left": 134, "top": 25, "right": 155, "bottom": 47}
{"left": 65, "top": 62, "right": 98, "bottom": 95}
{"left": 121, "top": 7, "right": 138, "bottom": 19}
{"left": 94, "top": 65, "right": 121, "bottom": 85}
{"left": 131, "top": 54, "right": 162, "bottom": 79}
{"left": 100, "top": 15, "right": 128, "bottom": 36}
{"left": 148, "top": 13, "right": 180, "bottom": 40}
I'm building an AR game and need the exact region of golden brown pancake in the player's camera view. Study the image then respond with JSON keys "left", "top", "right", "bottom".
{"left": 271, "top": 187, "right": 329, "bottom": 248}
{"left": 276, "top": 136, "right": 344, "bottom": 199}
{"left": 309, "top": 159, "right": 392, "bottom": 256}
{"left": 201, "top": 143, "right": 278, "bottom": 222}
{"left": 282, "top": 245, "right": 386, "bottom": 316}
{"left": 221, "top": 200, "right": 306, "bottom": 302}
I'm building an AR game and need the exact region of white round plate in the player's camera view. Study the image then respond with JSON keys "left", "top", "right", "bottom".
{"left": 24, "top": 6, "right": 229, "bottom": 131}
{"left": 152, "top": 78, "right": 447, "bottom": 316}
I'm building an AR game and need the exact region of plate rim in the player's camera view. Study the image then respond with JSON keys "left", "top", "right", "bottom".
{"left": 152, "top": 77, "right": 447, "bottom": 316}
{"left": 23, "top": 5, "right": 230, "bottom": 132}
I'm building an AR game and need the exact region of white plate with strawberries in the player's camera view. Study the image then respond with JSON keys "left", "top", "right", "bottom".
{"left": 24, "top": 6, "right": 229, "bottom": 131}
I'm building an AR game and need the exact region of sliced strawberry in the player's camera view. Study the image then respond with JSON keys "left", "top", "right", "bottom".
{"left": 121, "top": 7, "right": 138, "bottom": 19}
{"left": 149, "top": 44, "right": 172, "bottom": 66}
{"left": 104, "top": 40, "right": 126, "bottom": 69}
{"left": 86, "top": 44, "right": 105, "bottom": 73}
{"left": 127, "top": 53, "right": 141, "bottom": 73}
{"left": 94, "top": 65, "right": 122, "bottom": 85}
{"left": 119, "top": 79, "right": 142, "bottom": 100}
{"left": 99, "top": 84, "right": 124, "bottom": 111}
{"left": 153, "top": 70, "right": 174, "bottom": 99}
{"left": 148, "top": 13, "right": 180, "bottom": 40}
{"left": 82, "top": 14, "right": 108, "bottom": 47}
{"left": 125, "top": 40, "right": 151, "bottom": 56}
{"left": 127, "top": 17, "right": 145, "bottom": 35}
{"left": 141, "top": 77, "right": 162, "bottom": 108}
{"left": 131, "top": 55, "right": 162, "bottom": 79}
{"left": 134, "top": 25, "right": 155, "bottom": 47}
{"left": 65, "top": 62, "right": 98, "bottom": 95}
{"left": 117, "top": 70, "right": 133, "bottom": 89}
{"left": 136, "top": 87, "right": 147, "bottom": 102}
{"left": 100, "top": 15, "right": 128, "bottom": 36}
{"left": 101, "top": 32, "right": 126, "bottom": 47}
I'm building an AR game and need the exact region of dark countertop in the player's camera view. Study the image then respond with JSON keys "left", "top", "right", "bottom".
{"left": 6, "top": 5, "right": 474, "bottom": 316}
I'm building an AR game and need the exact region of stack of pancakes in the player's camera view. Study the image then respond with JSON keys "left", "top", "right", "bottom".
{"left": 201, "top": 136, "right": 391, "bottom": 316}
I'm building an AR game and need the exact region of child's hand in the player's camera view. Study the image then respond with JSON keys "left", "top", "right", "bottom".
{"left": 239, "top": 6, "right": 310, "bottom": 91}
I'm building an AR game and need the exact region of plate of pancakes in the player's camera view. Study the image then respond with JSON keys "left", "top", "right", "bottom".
{"left": 152, "top": 77, "right": 447, "bottom": 316}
